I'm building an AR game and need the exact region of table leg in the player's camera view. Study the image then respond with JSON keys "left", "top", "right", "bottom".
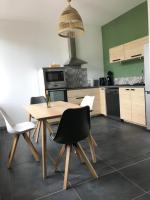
{"left": 41, "top": 120, "right": 47, "bottom": 179}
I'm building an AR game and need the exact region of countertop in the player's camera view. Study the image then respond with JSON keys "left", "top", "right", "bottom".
{"left": 67, "top": 84, "right": 145, "bottom": 90}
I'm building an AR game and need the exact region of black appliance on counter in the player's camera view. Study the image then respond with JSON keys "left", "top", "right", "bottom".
{"left": 107, "top": 71, "right": 114, "bottom": 86}
{"left": 99, "top": 77, "right": 108, "bottom": 86}
{"left": 93, "top": 79, "right": 99, "bottom": 86}
{"left": 106, "top": 87, "right": 120, "bottom": 119}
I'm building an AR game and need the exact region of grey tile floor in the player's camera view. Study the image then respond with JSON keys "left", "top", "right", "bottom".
{"left": 1, "top": 116, "right": 150, "bottom": 200}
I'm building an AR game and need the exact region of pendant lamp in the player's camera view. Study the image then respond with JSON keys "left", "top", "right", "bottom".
{"left": 58, "top": 0, "right": 84, "bottom": 38}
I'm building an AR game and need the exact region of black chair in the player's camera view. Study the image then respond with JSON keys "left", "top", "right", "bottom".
{"left": 30, "top": 96, "right": 46, "bottom": 105}
{"left": 52, "top": 106, "right": 98, "bottom": 190}
{"left": 29, "top": 96, "right": 46, "bottom": 143}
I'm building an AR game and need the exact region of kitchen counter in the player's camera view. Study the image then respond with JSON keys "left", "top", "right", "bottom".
{"left": 101, "top": 85, "right": 145, "bottom": 88}
{"left": 67, "top": 85, "right": 145, "bottom": 90}
{"left": 67, "top": 86, "right": 99, "bottom": 90}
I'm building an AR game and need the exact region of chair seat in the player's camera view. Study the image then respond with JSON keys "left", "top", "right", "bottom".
{"left": 13, "top": 122, "right": 35, "bottom": 134}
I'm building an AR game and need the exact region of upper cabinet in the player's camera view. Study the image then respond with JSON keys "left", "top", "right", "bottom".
{"left": 124, "top": 36, "right": 149, "bottom": 60}
{"left": 109, "top": 45, "right": 124, "bottom": 63}
{"left": 109, "top": 36, "right": 149, "bottom": 63}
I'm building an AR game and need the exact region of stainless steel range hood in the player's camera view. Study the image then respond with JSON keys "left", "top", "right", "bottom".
{"left": 64, "top": 38, "right": 87, "bottom": 67}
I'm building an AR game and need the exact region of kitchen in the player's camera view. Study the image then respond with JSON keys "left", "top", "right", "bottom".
{"left": 1, "top": 0, "right": 150, "bottom": 199}
{"left": 38, "top": 1, "right": 148, "bottom": 128}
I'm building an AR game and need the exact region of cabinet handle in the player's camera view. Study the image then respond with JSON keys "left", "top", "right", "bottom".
{"left": 76, "top": 97, "right": 84, "bottom": 99}
{"left": 131, "top": 89, "right": 135, "bottom": 91}
{"left": 126, "top": 89, "right": 130, "bottom": 90}
{"left": 112, "top": 58, "right": 121, "bottom": 62}
{"left": 131, "top": 54, "right": 142, "bottom": 58}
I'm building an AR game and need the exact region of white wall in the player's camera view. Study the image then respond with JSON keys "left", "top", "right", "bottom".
{"left": 0, "top": 20, "right": 104, "bottom": 126}
{"left": 77, "top": 24, "right": 104, "bottom": 84}
{"left": 148, "top": 0, "right": 150, "bottom": 41}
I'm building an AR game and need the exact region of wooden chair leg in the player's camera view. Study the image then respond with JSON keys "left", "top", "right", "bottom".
{"left": 75, "top": 143, "right": 98, "bottom": 179}
{"left": 8, "top": 134, "right": 20, "bottom": 169}
{"left": 23, "top": 133, "right": 40, "bottom": 161}
{"left": 91, "top": 134, "right": 97, "bottom": 147}
{"left": 28, "top": 114, "right": 32, "bottom": 122}
{"left": 54, "top": 145, "right": 66, "bottom": 171}
{"left": 64, "top": 145, "right": 71, "bottom": 190}
{"left": 32, "top": 121, "right": 39, "bottom": 138}
{"left": 28, "top": 115, "right": 32, "bottom": 138}
{"left": 74, "top": 147, "right": 84, "bottom": 164}
{"left": 87, "top": 135, "right": 97, "bottom": 163}
{"left": 35, "top": 121, "right": 41, "bottom": 143}
{"left": 46, "top": 121, "right": 54, "bottom": 135}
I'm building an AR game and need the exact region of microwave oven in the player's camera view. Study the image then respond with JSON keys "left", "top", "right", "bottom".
{"left": 43, "top": 68, "right": 66, "bottom": 89}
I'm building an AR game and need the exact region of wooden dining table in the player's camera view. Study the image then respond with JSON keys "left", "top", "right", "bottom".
{"left": 25, "top": 101, "right": 96, "bottom": 179}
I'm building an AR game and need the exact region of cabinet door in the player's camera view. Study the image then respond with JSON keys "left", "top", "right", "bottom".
{"left": 124, "top": 36, "right": 148, "bottom": 60}
{"left": 131, "top": 88, "right": 146, "bottom": 126}
{"left": 119, "top": 88, "right": 132, "bottom": 121}
{"left": 109, "top": 45, "right": 124, "bottom": 63}
{"left": 99, "top": 88, "right": 106, "bottom": 115}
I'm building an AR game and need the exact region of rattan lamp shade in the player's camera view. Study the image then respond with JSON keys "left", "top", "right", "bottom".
{"left": 58, "top": 1, "right": 84, "bottom": 38}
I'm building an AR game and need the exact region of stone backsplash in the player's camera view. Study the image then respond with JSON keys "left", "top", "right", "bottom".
{"left": 65, "top": 67, "right": 88, "bottom": 88}
{"left": 114, "top": 76, "right": 144, "bottom": 85}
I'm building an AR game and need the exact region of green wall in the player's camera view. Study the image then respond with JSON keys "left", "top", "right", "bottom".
{"left": 102, "top": 1, "right": 148, "bottom": 78}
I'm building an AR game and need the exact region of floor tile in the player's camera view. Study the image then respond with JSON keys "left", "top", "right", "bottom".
{"left": 9, "top": 161, "right": 64, "bottom": 200}
{"left": 40, "top": 189, "right": 80, "bottom": 200}
{"left": 132, "top": 193, "right": 150, "bottom": 200}
{"left": 75, "top": 172, "right": 144, "bottom": 200}
{"left": 120, "top": 159, "right": 150, "bottom": 192}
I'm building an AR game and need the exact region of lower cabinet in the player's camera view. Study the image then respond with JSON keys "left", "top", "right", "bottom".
{"left": 119, "top": 87, "right": 146, "bottom": 126}
{"left": 67, "top": 88, "right": 101, "bottom": 116}
{"left": 99, "top": 88, "right": 107, "bottom": 115}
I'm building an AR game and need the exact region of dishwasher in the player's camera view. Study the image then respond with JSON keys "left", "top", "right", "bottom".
{"left": 106, "top": 87, "right": 120, "bottom": 119}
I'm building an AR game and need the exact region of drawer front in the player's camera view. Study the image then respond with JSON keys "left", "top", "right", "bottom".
{"left": 67, "top": 88, "right": 99, "bottom": 98}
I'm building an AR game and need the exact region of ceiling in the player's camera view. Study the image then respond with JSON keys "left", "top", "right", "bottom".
{"left": 0, "top": 0, "right": 146, "bottom": 26}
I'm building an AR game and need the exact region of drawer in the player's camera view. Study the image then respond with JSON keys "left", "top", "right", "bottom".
{"left": 67, "top": 88, "right": 99, "bottom": 98}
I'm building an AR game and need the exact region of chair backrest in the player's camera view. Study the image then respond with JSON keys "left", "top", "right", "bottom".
{"left": 0, "top": 108, "right": 15, "bottom": 134}
{"left": 30, "top": 96, "right": 46, "bottom": 104}
{"left": 54, "top": 106, "right": 91, "bottom": 144}
{"left": 80, "top": 96, "right": 95, "bottom": 111}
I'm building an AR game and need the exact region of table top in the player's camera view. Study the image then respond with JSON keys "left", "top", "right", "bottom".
{"left": 25, "top": 101, "right": 80, "bottom": 120}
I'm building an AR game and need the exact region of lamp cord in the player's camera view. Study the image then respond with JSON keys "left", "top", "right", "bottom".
{"left": 67, "top": 0, "right": 71, "bottom": 5}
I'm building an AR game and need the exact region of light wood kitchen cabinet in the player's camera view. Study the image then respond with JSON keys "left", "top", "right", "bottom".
{"left": 99, "top": 88, "right": 107, "bottom": 115}
{"left": 131, "top": 88, "right": 146, "bottom": 126}
{"left": 124, "top": 36, "right": 149, "bottom": 60}
{"left": 109, "top": 45, "right": 124, "bottom": 63}
{"left": 119, "top": 88, "right": 132, "bottom": 121}
{"left": 119, "top": 87, "right": 146, "bottom": 126}
{"left": 67, "top": 88, "right": 101, "bottom": 116}
{"left": 109, "top": 36, "right": 148, "bottom": 63}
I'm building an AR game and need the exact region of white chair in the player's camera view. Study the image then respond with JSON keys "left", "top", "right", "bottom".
{"left": 0, "top": 108, "right": 40, "bottom": 168}
{"left": 80, "top": 96, "right": 95, "bottom": 111}
{"left": 80, "top": 96, "right": 97, "bottom": 163}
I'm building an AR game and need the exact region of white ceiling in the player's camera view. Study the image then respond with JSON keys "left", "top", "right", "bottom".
{"left": 0, "top": 0, "right": 146, "bottom": 26}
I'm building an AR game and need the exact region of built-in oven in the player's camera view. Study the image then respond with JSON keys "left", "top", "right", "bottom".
{"left": 46, "top": 89, "right": 68, "bottom": 102}
{"left": 43, "top": 68, "right": 66, "bottom": 89}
